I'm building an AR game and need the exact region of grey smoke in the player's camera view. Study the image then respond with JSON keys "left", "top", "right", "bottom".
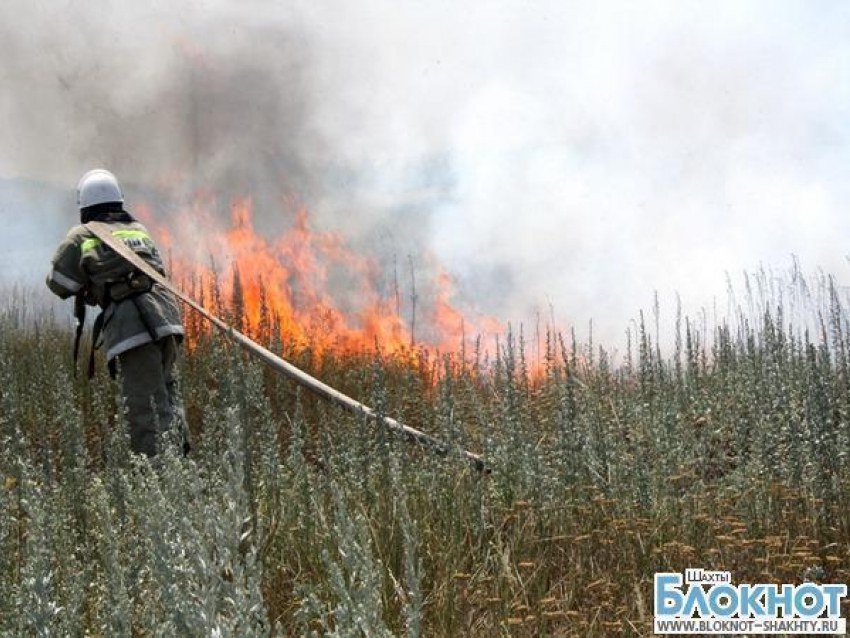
{"left": 2, "top": 0, "right": 850, "bottom": 347}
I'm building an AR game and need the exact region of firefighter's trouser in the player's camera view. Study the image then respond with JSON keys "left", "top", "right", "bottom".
{"left": 116, "top": 336, "right": 185, "bottom": 457}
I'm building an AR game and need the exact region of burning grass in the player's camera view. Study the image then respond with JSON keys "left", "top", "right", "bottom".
{"left": 138, "top": 198, "right": 502, "bottom": 361}
{"left": 0, "top": 266, "right": 849, "bottom": 636}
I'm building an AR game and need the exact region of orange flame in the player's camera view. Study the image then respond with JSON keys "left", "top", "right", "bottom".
{"left": 137, "top": 197, "right": 502, "bottom": 361}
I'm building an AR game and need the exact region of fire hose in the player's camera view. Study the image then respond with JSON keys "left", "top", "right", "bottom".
{"left": 85, "top": 222, "right": 488, "bottom": 473}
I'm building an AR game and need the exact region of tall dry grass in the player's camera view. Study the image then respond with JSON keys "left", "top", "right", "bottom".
{"left": 0, "top": 264, "right": 848, "bottom": 636}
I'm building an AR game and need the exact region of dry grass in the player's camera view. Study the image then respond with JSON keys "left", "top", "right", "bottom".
{"left": 1, "top": 266, "right": 849, "bottom": 635}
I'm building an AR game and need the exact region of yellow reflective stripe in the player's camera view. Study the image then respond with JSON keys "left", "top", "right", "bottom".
{"left": 81, "top": 230, "right": 152, "bottom": 253}
{"left": 112, "top": 230, "right": 152, "bottom": 241}
{"left": 81, "top": 238, "right": 102, "bottom": 253}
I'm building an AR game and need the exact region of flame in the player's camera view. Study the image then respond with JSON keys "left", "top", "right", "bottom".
{"left": 137, "top": 197, "right": 502, "bottom": 361}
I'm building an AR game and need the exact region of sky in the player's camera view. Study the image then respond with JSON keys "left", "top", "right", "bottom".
{"left": 1, "top": 0, "right": 849, "bottom": 347}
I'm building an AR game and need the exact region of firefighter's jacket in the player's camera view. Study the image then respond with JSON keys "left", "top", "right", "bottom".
{"left": 46, "top": 212, "right": 184, "bottom": 361}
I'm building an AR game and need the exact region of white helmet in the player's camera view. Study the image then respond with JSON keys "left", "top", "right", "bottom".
{"left": 77, "top": 169, "right": 124, "bottom": 209}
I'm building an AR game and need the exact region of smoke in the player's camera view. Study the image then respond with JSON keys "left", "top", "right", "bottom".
{"left": 2, "top": 0, "right": 850, "bottom": 346}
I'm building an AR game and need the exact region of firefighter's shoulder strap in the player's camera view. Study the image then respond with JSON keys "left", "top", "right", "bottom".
{"left": 73, "top": 293, "right": 86, "bottom": 372}
{"left": 73, "top": 292, "right": 106, "bottom": 380}
{"left": 88, "top": 311, "right": 105, "bottom": 379}
{"left": 73, "top": 296, "right": 105, "bottom": 379}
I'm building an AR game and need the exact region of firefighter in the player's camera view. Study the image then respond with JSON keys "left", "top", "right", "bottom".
{"left": 46, "top": 169, "right": 188, "bottom": 458}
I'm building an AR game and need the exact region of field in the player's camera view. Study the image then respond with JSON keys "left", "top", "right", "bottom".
{"left": 1, "top": 267, "right": 849, "bottom": 636}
